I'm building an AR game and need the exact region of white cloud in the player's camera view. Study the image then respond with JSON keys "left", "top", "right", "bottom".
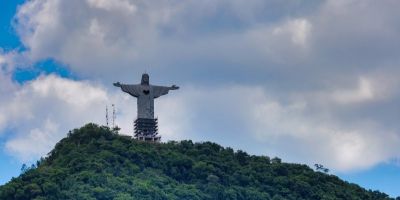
{"left": 332, "top": 77, "right": 374, "bottom": 104}
{"left": 0, "top": 52, "right": 20, "bottom": 131}
{"left": 149, "top": 85, "right": 400, "bottom": 171}
{"left": 0, "top": 71, "right": 189, "bottom": 161}
{"left": 1, "top": 69, "right": 400, "bottom": 171}
{"left": 0, "top": 54, "right": 5, "bottom": 64}
{"left": 87, "top": 0, "right": 137, "bottom": 13}
{"left": 4, "top": 0, "right": 400, "bottom": 172}
{"left": 14, "top": 0, "right": 159, "bottom": 74}
{"left": 12, "top": 0, "right": 400, "bottom": 80}
{"left": 0, "top": 74, "right": 108, "bottom": 160}
{"left": 6, "top": 119, "right": 60, "bottom": 161}
{"left": 156, "top": 94, "right": 193, "bottom": 141}
{"left": 12, "top": 0, "right": 320, "bottom": 79}
{"left": 273, "top": 18, "right": 312, "bottom": 47}
{"left": 221, "top": 85, "right": 400, "bottom": 171}
{"left": 0, "top": 50, "right": 17, "bottom": 73}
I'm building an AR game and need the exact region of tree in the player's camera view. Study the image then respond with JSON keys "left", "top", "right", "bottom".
{"left": 314, "top": 164, "right": 329, "bottom": 173}
{"left": 0, "top": 124, "right": 393, "bottom": 200}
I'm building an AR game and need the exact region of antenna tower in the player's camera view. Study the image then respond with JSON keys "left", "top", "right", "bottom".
{"left": 112, "top": 104, "right": 116, "bottom": 128}
{"left": 106, "top": 105, "right": 109, "bottom": 127}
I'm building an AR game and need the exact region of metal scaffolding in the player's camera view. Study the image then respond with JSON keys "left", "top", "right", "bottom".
{"left": 134, "top": 118, "right": 161, "bottom": 142}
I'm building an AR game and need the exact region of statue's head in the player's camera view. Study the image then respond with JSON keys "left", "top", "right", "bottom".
{"left": 141, "top": 73, "right": 149, "bottom": 85}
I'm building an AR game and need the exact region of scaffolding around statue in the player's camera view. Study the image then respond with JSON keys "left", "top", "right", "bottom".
{"left": 134, "top": 118, "right": 160, "bottom": 142}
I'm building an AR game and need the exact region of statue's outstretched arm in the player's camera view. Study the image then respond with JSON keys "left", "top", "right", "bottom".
{"left": 152, "top": 85, "right": 178, "bottom": 98}
{"left": 115, "top": 83, "right": 141, "bottom": 97}
{"left": 170, "top": 85, "right": 179, "bottom": 90}
{"left": 113, "top": 82, "right": 121, "bottom": 87}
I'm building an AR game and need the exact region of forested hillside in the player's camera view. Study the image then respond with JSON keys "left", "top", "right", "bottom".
{"left": 0, "top": 124, "right": 394, "bottom": 199}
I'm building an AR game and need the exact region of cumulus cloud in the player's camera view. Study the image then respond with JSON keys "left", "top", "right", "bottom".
{"left": 6, "top": 119, "right": 60, "bottom": 161}
{"left": 13, "top": 0, "right": 400, "bottom": 87}
{"left": 1, "top": 67, "right": 400, "bottom": 171}
{"left": 272, "top": 18, "right": 312, "bottom": 47}
{"left": 248, "top": 88, "right": 400, "bottom": 171}
{"left": 2, "top": 0, "right": 400, "bottom": 172}
{"left": 0, "top": 69, "right": 188, "bottom": 161}
{"left": 167, "top": 85, "right": 400, "bottom": 171}
{"left": 0, "top": 74, "right": 106, "bottom": 160}
{"left": 100, "top": 83, "right": 400, "bottom": 171}
{"left": 12, "top": 0, "right": 322, "bottom": 82}
{"left": 331, "top": 77, "right": 374, "bottom": 104}
{"left": 87, "top": 0, "right": 137, "bottom": 13}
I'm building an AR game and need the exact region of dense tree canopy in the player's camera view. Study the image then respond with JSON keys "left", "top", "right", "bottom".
{"left": 0, "top": 124, "right": 394, "bottom": 199}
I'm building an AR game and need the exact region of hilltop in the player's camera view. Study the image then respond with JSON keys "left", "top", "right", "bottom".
{"left": 0, "top": 124, "right": 394, "bottom": 199}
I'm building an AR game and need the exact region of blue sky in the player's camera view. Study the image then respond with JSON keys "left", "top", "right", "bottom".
{"left": 1, "top": 0, "right": 400, "bottom": 197}
{"left": 0, "top": 0, "right": 24, "bottom": 49}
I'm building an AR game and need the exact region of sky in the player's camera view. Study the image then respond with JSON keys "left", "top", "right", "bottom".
{"left": 0, "top": 0, "right": 399, "bottom": 197}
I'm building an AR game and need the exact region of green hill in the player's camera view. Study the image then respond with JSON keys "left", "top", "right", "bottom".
{"left": 0, "top": 124, "right": 394, "bottom": 200}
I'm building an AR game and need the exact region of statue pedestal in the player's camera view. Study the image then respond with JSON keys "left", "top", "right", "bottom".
{"left": 134, "top": 118, "right": 161, "bottom": 142}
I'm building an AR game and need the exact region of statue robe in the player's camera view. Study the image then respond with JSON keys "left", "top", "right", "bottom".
{"left": 119, "top": 84, "right": 171, "bottom": 119}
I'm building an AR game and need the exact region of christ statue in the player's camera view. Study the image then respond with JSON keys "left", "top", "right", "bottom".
{"left": 113, "top": 73, "right": 179, "bottom": 141}
{"left": 113, "top": 73, "right": 179, "bottom": 119}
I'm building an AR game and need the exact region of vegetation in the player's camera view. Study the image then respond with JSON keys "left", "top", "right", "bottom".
{"left": 0, "top": 123, "right": 394, "bottom": 199}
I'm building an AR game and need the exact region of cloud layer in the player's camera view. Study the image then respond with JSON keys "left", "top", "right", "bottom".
{"left": 1, "top": 0, "right": 400, "bottom": 171}
{"left": 0, "top": 73, "right": 107, "bottom": 160}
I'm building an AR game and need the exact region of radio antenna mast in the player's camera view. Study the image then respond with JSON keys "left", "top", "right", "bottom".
{"left": 112, "top": 104, "right": 116, "bottom": 128}
{"left": 106, "top": 105, "right": 109, "bottom": 127}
